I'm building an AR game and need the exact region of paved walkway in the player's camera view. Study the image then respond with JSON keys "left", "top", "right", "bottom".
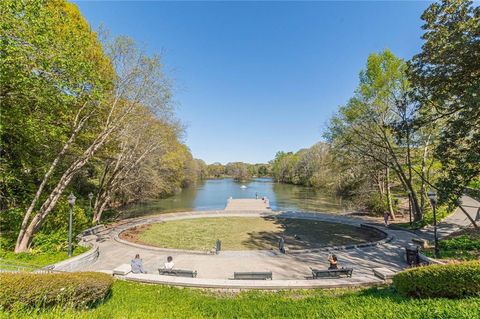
{"left": 416, "top": 195, "right": 480, "bottom": 240}
{"left": 224, "top": 198, "right": 271, "bottom": 211}
{"left": 80, "top": 211, "right": 418, "bottom": 284}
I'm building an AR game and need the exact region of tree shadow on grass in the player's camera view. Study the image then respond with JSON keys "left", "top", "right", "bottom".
{"left": 241, "top": 216, "right": 383, "bottom": 250}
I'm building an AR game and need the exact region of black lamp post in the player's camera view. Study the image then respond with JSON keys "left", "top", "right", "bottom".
{"left": 407, "top": 190, "right": 412, "bottom": 226}
{"left": 88, "top": 192, "right": 94, "bottom": 216}
{"left": 427, "top": 189, "right": 439, "bottom": 258}
{"left": 68, "top": 192, "right": 76, "bottom": 257}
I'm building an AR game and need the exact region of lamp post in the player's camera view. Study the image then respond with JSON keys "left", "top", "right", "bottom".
{"left": 427, "top": 189, "right": 439, "bottom": 258}
{"left": 407, "top": 190, "right": 412, "bottom": 226}
{"left": 68, "top": 192, "right": 76, "bottom": 257}
{"left": 88, "top": 192, "right": 94, "bottom": 217}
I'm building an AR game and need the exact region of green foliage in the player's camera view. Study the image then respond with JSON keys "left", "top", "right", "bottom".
{"left": 0, "top": 272, "right": 113, "bottom": 309}
{"left": 270, "top": 143, "right": 335, "bottom": 190}
{"left": 396, "top": 205, "right": 450, "bottom": 230}
{"left": 364, "top": 193, "right": 388, "bottom": 216}
{"left": 393, "top": 261, "right": 480, "bottom": 298}
{"left": 2, "top": 281, "right": 480, "bottom": 318}
{"left": 424, "top": 234, "right": 480, "bottom": 261}
{"left": 409, "top": 0, "right": 480, "bottom": 206}
{"left": 0, "top": 0, "right": 113, "bottom": 209}
{"left": 225, "top": 162, "right": 251, "bottom": 181}
{"left": 41, "top": 199, "right": 90, "bottom": 237}
{"left": 441, "top": 235, "right": 480, "bottom": 252}
{"left": 0, "top": 208, "right": 24, "bottom": 250}
{"left": 0, "top": 246, "right": 88, "bottom": 268}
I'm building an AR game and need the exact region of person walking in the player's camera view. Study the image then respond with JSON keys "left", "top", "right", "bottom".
{"left": 383, "top": 211, "right": 390, "bottom": 227}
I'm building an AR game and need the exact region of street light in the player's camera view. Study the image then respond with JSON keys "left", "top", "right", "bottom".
{"left": 407, "top": 190, "right": 412, "bottom": 226}
{"left": 427, "top": 189, "right": 439, "bottom": 258}
{"left": 67, "top": 192, "right": 76, "bottom": 257}
{"left": 88, "top": 192, "right": 94, "bottom": 216}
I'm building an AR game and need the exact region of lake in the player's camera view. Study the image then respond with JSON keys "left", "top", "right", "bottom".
{"left": 122, "top": 178, "right": 349, "bottom": 218}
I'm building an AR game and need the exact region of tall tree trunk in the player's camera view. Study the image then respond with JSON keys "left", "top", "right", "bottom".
{"left": 15, "top": 129, "right": 112, "bottom": 252}
{"left": 15, "top": 103, "right": 91, "bottom": 250}
{"left": 381, "top": 129, "right": 422, "bottom": 221}
{"left": 385, "top": 166, "right": 396, "bottom": 220}
{"left": 420, "top": 135, "right": 431, "bottom": 214}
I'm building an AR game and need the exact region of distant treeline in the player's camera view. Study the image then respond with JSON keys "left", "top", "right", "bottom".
{"left": 193, "top": 161, "right": 272, "bottom": 181}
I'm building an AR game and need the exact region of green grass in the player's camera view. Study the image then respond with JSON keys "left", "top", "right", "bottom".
{"left": 0, "top": 246, "right": 89, "bottom": 270}
{"left": 1, "top": 280, "right": 480, "bottom": 318}
{"left": 423, "top": 233, "right": 480, "bottom": 261}
{"left": 395, "top": 206, "right": 451, "bottom": 230}
{"left": 123, "top": 217, "right": 381, "bottom": 250}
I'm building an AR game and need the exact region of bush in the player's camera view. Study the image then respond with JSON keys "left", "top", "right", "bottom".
{"left": 364, "top": 193, "right": 387, "bottom": 216}
{"left": 393, "top": 261, "right": 480, "bottom": 298}
{"left": 440, "top": 235, "right": 480, "bottom": 251}
{"left": 0, "top": 272, "right": 113, "bottom": 309}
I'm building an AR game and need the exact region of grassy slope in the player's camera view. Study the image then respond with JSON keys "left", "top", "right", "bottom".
{"left": 2, "top": 281, "right": 480, "bottom": 319}
{"left": 128, "top": 217, "right": 378, "bottom": 250}
{"left": 0, "top": 246, "right": 89, "bottom": 269}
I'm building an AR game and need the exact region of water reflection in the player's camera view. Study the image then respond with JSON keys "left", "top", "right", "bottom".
{"left": 122, "top": 178, "right": 348, "bottom": 218}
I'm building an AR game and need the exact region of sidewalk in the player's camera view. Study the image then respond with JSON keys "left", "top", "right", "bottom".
{"left": 416, "top": 195, "right": 480, "bottom": 240}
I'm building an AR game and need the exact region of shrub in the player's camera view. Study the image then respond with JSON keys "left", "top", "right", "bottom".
{"left": 0, "top": 272, "right": 113, "bottom": 309}
{"left": 440, "top": 235, "right": 480, "bottom": 251}
{"left": 393, "top": 261, "right": 480, "bottom": 298}
{"left": 364, "top": 193, "right": 387, "bottom": 216}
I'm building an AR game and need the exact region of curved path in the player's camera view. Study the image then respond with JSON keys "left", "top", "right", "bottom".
{"left": 79, "top": 210, "right": 419, "bottom": 288}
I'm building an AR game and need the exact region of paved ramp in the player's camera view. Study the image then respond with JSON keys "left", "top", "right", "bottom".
{"left": 224, "top": 198, "right": 271, "bottom": 211}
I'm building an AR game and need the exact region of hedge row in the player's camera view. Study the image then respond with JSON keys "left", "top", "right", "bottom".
{"left": 0, "top": 272, "right": 113, "bottom": 309}
{"left": 393, "top": 261, "right": 480, "bottom": 298}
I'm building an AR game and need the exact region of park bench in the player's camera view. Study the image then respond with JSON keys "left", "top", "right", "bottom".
{"left": 310, "top": 268, "right": 353, "bottom": 279}
{"left": 232, "top": 271, "right": 273, "bottom": 280}
{"left": 158, "top": 268, "right": 197, "bottom": 278}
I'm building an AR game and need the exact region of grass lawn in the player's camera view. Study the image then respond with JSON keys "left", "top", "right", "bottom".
{"left": 423, "top": 229, "right": 480, "bottom": 261}
{"left": 0, "top": 246, "right": 89, "bottom": 270}
{"left": 121, "top": 217, "right": 381, "bottom": 250}
{"left": 2, "top": 280, "right": 480, "bottom": 319}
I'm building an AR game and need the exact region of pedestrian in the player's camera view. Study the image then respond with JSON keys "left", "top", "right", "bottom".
{"left": 383, "top": 211, "right": 389, "bottom": 227}
{"left": 255, "top": 192, "right": 258, "bottom": 199}
{"left": 279, "top": 237, "right": 285, "bottom": 254}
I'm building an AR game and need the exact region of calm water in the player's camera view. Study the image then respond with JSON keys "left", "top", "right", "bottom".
{"left": 123, "top": 178, "right": 349, "bottom": 218}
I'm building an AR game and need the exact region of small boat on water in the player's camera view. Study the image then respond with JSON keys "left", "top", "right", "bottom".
{"left": 240, "top": 185, "right": 247, "bottom": 189}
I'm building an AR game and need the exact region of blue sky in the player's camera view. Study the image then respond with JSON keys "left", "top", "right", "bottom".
{"left": 74, "top": 1, "right": 431, "bottom": 164}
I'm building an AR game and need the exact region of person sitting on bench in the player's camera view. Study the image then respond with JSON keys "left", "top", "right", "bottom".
{"left": 328, "top": 254, "right": 338, "bottom": 270}
{"left": 131, "top": 254, "right": 147, "bottom": 274}
{"left": 164, "top": 256, "right": 174, "bottom": 270}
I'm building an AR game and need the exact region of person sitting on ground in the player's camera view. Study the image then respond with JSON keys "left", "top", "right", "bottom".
{"left": 328, "top": 254, "right": 338, "bottom": 270}
{"left": 131, "top": 254, "right": 146, "bottom": 274}
{"left": 164, "top": 256, "right": 174, "bottom": 270}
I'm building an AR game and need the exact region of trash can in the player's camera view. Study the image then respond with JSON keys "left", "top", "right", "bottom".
{"left": 405, "top": 246, "right": 420, "bottom": 266}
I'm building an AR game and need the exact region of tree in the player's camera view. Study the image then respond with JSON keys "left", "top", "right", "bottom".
{"left": 91, "top": 108, "right": 177, "bottom": 223}
{"left": 327, "top": 50, "right": 425, "bottom": 220}
{"left": 225, "top": 162, "right": 250, "bottom": 181}
{"left": 409, "top": 0, "right": 480, "bottom": 205}
{"left": 12, "top": 26, "right": 173, "bottom": 251}
{"left": 207, "top": 163, "right": 225, "bottom": 178}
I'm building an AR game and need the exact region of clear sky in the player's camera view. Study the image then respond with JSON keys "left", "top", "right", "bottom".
{"left": 74, "top": 1, "right": 431, "bottom": 164}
